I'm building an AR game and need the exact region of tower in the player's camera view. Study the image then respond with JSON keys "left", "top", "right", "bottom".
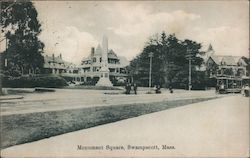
{"left": 96, "top": 35, "right": 113, "bottom": 86}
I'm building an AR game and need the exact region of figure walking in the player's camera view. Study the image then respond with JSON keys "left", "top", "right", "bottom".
{"left": 155, "top": 84, "right": 161, "bottom": 94}
{"left": 169, "top": 84, "right": 173, "bottom": 93}
{"left": 127, "top": 83, "right": 131, "bottom": 94}
{"left": 125, "top": 82, "right": 129, "bottom": 94}
{"left": 133, "top": 83, "right": 137, "bottom": 95}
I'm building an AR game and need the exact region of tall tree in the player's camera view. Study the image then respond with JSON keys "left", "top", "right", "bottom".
{"left": 1, "top": 1, "right": 44, "bottom": 76}
{"left": 128, "top": 31, "right": 204, "bottom": 88}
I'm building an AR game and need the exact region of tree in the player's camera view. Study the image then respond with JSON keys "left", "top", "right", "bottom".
{"left": 1, "top": 1, "right": 44, "bottom": 76}
{"left": 242, "top": 56, "right": 250, "bottom": 76}
{"left": 128, "top": 31, "right": 204, "bottom": 88}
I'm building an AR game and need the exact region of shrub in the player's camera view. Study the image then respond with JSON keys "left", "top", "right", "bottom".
{"left": 2, "top": 75, "right": 68, "bottom": 88}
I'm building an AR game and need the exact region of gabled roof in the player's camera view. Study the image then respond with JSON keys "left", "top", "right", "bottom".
{"left": 207, "top": 44, "right": 214, "bottom": 53}
{"left": 44, "top": 54, "right": 73, "bottom": 68}
{"left": 108, "top": 49, "right": 118, "bottom": 59}
{"left": 119, "top": 56, "right": 129, "bottom": 67}
{"left": 209, "top": 55, "right": 247, "bottom": 66}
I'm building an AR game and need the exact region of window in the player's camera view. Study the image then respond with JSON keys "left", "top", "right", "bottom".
{"left": 93, "top": 58, "right": 96, "bottom": 63}
{"left": 217, "top": 69, "right": 221, "bottom": 75}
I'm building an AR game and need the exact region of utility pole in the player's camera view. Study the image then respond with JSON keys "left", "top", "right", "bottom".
{"left": 186, "top": 48, "right": 192, "bottom": 91}
{"left": 149, "top": 52, "right": 154, "bottom": 88}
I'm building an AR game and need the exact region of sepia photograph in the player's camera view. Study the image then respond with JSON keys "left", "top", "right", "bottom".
{"left": 0, "top": 0, "right": 249, "bottom": 157}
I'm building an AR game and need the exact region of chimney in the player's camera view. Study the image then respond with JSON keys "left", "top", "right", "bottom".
{"left": 52, "top": 54, "right": 55, "bottom": 61}
{"left": 91, "top": 47, "right": 95, "bottom": 57}
{"left": 59, "top": 53, "right": 62, "bottom": 59}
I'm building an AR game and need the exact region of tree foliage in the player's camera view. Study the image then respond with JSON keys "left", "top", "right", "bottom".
{"left": 242, "top": 56, "right": 250, "bottom": 76}
{"left": 127, "top": 32, "right": 204, "bottom": 88}
{"left": 1, "top": 1, "right": 44, "bottom": 76}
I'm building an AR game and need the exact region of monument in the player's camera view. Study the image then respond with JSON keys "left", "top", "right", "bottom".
{"left": 96, "top": 35, "right": 113, "bottom": 86}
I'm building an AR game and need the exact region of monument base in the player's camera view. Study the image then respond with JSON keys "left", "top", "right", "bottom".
{"left": 96, "top": 77, "right": 113, "bottom": 87}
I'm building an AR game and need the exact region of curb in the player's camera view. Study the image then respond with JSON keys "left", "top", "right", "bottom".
{"left": 0, "top": 95, "right": 24, "bottom": 100}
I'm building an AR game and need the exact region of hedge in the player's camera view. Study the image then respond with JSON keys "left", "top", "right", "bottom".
{"left": 2, "top": 75, "right": 68, "bottom": 88}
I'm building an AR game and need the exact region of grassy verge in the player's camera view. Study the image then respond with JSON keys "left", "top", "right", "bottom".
{"left": 1, "top": 97, "right": 218, "bottom": 149}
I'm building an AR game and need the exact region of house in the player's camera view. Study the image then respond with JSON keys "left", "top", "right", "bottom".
{"left": 78, "top": 46, "right": 129, "bottom": 84}
{"left": 206, "top": 55, "right": 248, "bottom": 91}
{"left": 206, "top": 55, "right": 247, "bottom": 78}
{"left": 43, "top": 54, "right": 77, "bottom": 75}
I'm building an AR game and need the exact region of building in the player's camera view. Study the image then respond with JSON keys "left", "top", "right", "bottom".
{"left": 206, "top": 55, "right": 248, "bottom": 91}
{"left": 196, "top": 43, "right": 249, "bottom": 91}
{"left": 43, "top": 36, "right": 129, "bottom": 86}
{"left": 196, "top": 43, "right": 215, "bottom": 71}
{"left": 78, "top": 44, "right": 129, "bottom": 85}
{"left": 43, "top": 54, "right": 77, "bottom": 75}
{"left": 206, "top": 55, "right": 247, "bottom": 78}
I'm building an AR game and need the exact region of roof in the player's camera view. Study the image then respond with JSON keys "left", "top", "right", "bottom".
{"left": 82, "top": 56, "right": 91, "bottom": 61}
{"left": 199, "top": 44, "right": 215, "bottom": 62}
{"left": 200, "top": 43, "right": 215, "bottom": 53}
{"left": 44, "top": 55, "right": 65, "bottom": 64}
{"left": 209, "top": 55, "right": 247, "bottom": 66}
{"left": 119, "top": 56, "right": 129, "bottom": 67}
{"left": 108, "top": 49, "right": 119, "bottom": 59}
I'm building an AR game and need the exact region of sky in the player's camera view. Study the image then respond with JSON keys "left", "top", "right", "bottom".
{"left": 31, "top": 1, "right": 249, "bottom": 64}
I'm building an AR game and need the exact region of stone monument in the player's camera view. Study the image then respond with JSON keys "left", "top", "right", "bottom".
{"left": 96, "top": 35, "right": 113, "bottom": 86}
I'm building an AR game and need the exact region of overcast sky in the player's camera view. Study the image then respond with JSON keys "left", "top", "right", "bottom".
{"left": 32, "top": 1, "right": 249, "bottom": 64}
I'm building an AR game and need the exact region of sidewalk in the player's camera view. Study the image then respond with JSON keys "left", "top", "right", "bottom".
{"left": 1, "top": 95, "right": 249, "bottom": 157}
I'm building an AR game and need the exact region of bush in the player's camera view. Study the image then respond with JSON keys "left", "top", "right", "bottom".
{"left": 2, "top": 75, "right": 68, "bottom": 88}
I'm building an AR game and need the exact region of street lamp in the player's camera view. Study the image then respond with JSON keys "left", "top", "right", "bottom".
{"left": 148, "top": 52, "right": 154, "bottom": 87}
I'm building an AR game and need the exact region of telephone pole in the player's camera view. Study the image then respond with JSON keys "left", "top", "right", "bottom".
{"left": 148, "top": 52, "right": 154, "bottom": 87}
{"left": 186, "top": 48, "right": 192, "bottom": 91}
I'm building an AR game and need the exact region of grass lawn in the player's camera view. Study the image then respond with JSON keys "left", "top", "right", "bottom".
{"left": 1, "top": 97, "right": 218, "bottom": 149}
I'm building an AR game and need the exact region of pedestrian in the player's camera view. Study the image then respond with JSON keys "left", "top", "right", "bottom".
{"left": 169, "top": 85, "right": 173, "bottom": 93}
{"left": 156, "top": 84, "right": 161, "bottom": 94}
{"left": 127, "top": 83, "right": 131, "bottom": 94}
{"left": 243, "top": 84, "right": 249, "bottom": 97}
{"left": 125, "top": 82, "right": 128, "bottom": 94}
{"left": 133, "top": 83, "right": 137, "bottom": 95}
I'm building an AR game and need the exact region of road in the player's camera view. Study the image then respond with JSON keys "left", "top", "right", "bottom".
{"left": 1, "top": 88, "right": 219, "bottom": 116}
{"left": 1, "top": 95, "right": 248, "bottom": 157}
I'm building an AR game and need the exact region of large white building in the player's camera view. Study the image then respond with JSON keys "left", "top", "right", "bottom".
{"left": 78, "top": 45, "right": 129, "bottom": 85}
{"left": 43, "top": 37, "right": 129, "bottom": 85}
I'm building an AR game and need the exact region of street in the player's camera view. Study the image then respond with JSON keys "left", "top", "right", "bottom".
{"left": 1, "top": 88, "right": 220, "bottom": 116}
{"left": 1, "top": 95, "right": 249, "bottom": 157}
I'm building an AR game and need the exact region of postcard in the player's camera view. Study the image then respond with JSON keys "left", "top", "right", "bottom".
{"left": 0, "top": 0, "right": 249, "bottom": 157}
